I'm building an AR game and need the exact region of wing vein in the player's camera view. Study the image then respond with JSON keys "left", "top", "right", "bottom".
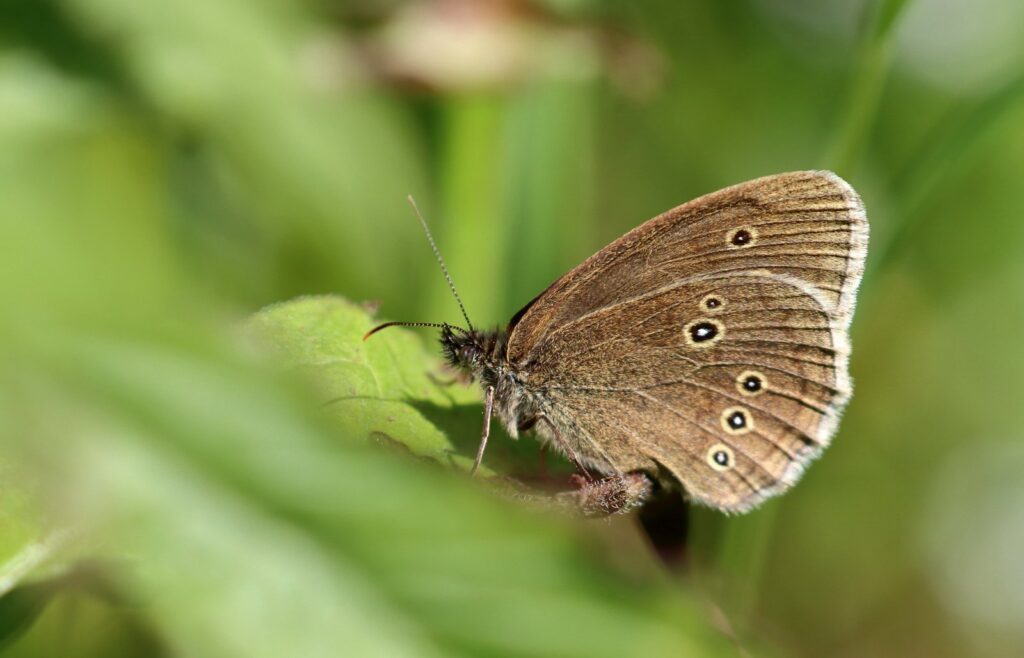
{"left": 632, "top": 391, "right": 776, "bottom": 488}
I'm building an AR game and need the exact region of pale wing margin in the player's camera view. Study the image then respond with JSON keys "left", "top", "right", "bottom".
{"left": 535, "top": 271, "right": 859, "bottom": 512}
{"left": 508, "top": 170, "right": 868, "bottom": 365}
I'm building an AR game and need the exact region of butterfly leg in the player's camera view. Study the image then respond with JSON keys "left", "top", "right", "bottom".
{"left": 535, "top": 413, "right": 594, "bottom": 483}
{"left": 470, "top": 385, "right": 495, "bottom": 475}
{"left": 532, "top": 415, "right": 653, "bottom": 515}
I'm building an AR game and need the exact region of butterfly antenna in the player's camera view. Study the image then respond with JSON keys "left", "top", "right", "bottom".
{"left": 407, "top": 195, "right": 475, "bottom": 333}
{"left": 363, "top": 321, "right": 450, "bottom": 341}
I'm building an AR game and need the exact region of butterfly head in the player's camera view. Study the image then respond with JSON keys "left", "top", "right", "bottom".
{"left": 440, "top": 324, "right": 485, "bottom": 372}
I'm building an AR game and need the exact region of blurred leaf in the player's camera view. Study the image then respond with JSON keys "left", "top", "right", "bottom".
{"left": 248, "top": 296, "right": 474, "bottom": 465}
{"left": 60, "top": 0, "right": 430, "bottom": 311}
{"left": 2, "top": 0, "right": 1023, "bottom": 655}
{"left": 0, "top": 531, "right": 78, "bottom": 651}
{"left": 0, "top": 454, "right": 75, "bottom": 645}
{"left": 0, "top": 560, "right": 168, "bottom": 657}
{"left": 0, "top": 54, "right": 187, "bottom": 338}
{"left": 0, "top": 581, "right": 59, "bottom": 651}
{"left": 0, "top": 466, "right": 43, "bottom": 575}
{"left": 245, "top": 295, "right": 545, "bottom": 477}
{"left": 0, "top": 559, "right": 132, "bottom": 652}
{"left": 3, "top": 324, "right": 741, "bottom": 658}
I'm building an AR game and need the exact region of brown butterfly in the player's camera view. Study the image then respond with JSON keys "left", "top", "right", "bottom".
{"left": 368, "top": 171, "right": 868, "bottom": 514}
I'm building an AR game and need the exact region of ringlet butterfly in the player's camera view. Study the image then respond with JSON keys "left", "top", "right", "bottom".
{"left": 367, "top": 171, "right": 868, "bottom": 514}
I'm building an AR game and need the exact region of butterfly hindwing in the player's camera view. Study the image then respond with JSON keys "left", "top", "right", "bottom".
{"left": 535, "top": 273, "right": 842, "bottom": 511}
{"left": 507, "top": 171, "right": 867, "bottom": 511}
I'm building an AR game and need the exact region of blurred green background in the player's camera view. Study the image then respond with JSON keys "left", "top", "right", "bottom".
{"left": 2, "top": 0, "right": 1024, "bottom": 656}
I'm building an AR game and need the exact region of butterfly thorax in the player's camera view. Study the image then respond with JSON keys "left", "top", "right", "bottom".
{"left": 440, "top": 325, "right": 537, "bottom": 438}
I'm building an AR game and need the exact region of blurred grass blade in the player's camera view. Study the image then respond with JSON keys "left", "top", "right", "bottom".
{"left": 824, "top": 0, "right": 913, "bottom": 174}
{"left": 425, "top": 96, "right": 508, "bottom": 326}
{"left": 869, "top": 71, "right": 1024, "bottom": 278}
{"left": 2, "top": 312, "right": 741, "bottom": 657}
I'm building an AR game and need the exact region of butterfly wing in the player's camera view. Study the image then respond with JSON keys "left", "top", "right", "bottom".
{"left": 506, "top": 171, "right": 867, "bottom": 512}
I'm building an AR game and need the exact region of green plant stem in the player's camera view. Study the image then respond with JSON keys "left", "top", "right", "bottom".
{"left": 868, "top": 71, "right": 1024, "bottom": 281}
{"left": 502, "top": 81, "right": 596, "bottom": 310}
{"left": 824, "top": 0, "right": 913, "bottom": 174}
{"left": 427, "top": 94, "right": 507, "bottom": 328}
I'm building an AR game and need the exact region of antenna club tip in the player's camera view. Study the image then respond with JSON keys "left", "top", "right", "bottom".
{"left": 363, "top": 322, "right": 390, "bottom": 341}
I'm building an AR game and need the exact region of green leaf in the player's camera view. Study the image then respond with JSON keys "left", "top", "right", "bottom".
{"left": 246, "top": 295, "right": 543, "bottom": 477}
{"left": 0, "top": 488, "right": 77, "bottom": 650}
{"left": 0, "top": 581, "right": 60, "bottom": 651}
{"left": 3, "top": 323, "right": 740, "bottom": 657}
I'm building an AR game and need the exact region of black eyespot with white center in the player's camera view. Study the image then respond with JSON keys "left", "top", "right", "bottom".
{"left": 684, "top": 319, "right": 723, "bottom": 347}
{"left": 728, "top": 227, "right": 756, "bottom": 248}
{"left": 721, "top": 406, "right": 754, "bottom": 435}
{"left": 691, "top": 322, "right": 716, "bottom": 342}
{"left": 706, "top": 443, "right": 734, "bottom": 471}
{"left": 701, "top": 294, "right": 724, "bottom": 312}
{"left": 736, "top": 370, "right": 766, "bottom": 396}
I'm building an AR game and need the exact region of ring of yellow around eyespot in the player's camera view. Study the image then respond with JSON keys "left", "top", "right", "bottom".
{"left": 707, "top": 443, "right": 734, "bottom": 471}
{"left": 736, "top": 370, "right": 767, "bottom": 397}
{"left": 721, "top": 406, "right": 754, "bottom": 435}
{"left": 683, "top": 318, "right": 724, "bottom": 347}
{"left": 727, "top": 226, "right": 757, "bottom": 248}
{"left": 700, "top": 294, "right": 725, "bottom": 312}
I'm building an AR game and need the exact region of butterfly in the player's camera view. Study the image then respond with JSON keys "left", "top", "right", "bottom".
{"left": 368, "top": 171, "right": 868, "bottom": 514}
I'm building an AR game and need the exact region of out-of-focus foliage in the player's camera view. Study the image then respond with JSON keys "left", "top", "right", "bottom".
{"left": 2, "top": 313, "right": 738, "bottom": 657}
{"left": 245, "top": 296, "right": 540, "bottom": 474}
{"left": 1, "top": 0, "right": 1023, "bottom": 656}
{"left": 248, "top": 296, "right": 478, "bottom": 464}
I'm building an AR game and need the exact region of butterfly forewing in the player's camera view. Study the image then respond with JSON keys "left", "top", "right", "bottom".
{"left": 507, "top": 171, "right": 867, "bottom": 512}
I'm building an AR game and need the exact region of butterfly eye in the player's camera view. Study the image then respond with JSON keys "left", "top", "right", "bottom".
{"left": 728, "top": 227, "right": 756, "bottom": 247}
{"left": 701, "top": 295, "right": 725, "bottom": 312}
{"left": 706, "top": 444, "right": 734, "bottom": 471}
{"left": 721, "top": 407, "right": 754, "bottom": 435}
{"left": 684, "top": 319, "right": 724, "bottom": 347}
{"left": 736, "top": 371, "right": 766, "bottom": 396}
